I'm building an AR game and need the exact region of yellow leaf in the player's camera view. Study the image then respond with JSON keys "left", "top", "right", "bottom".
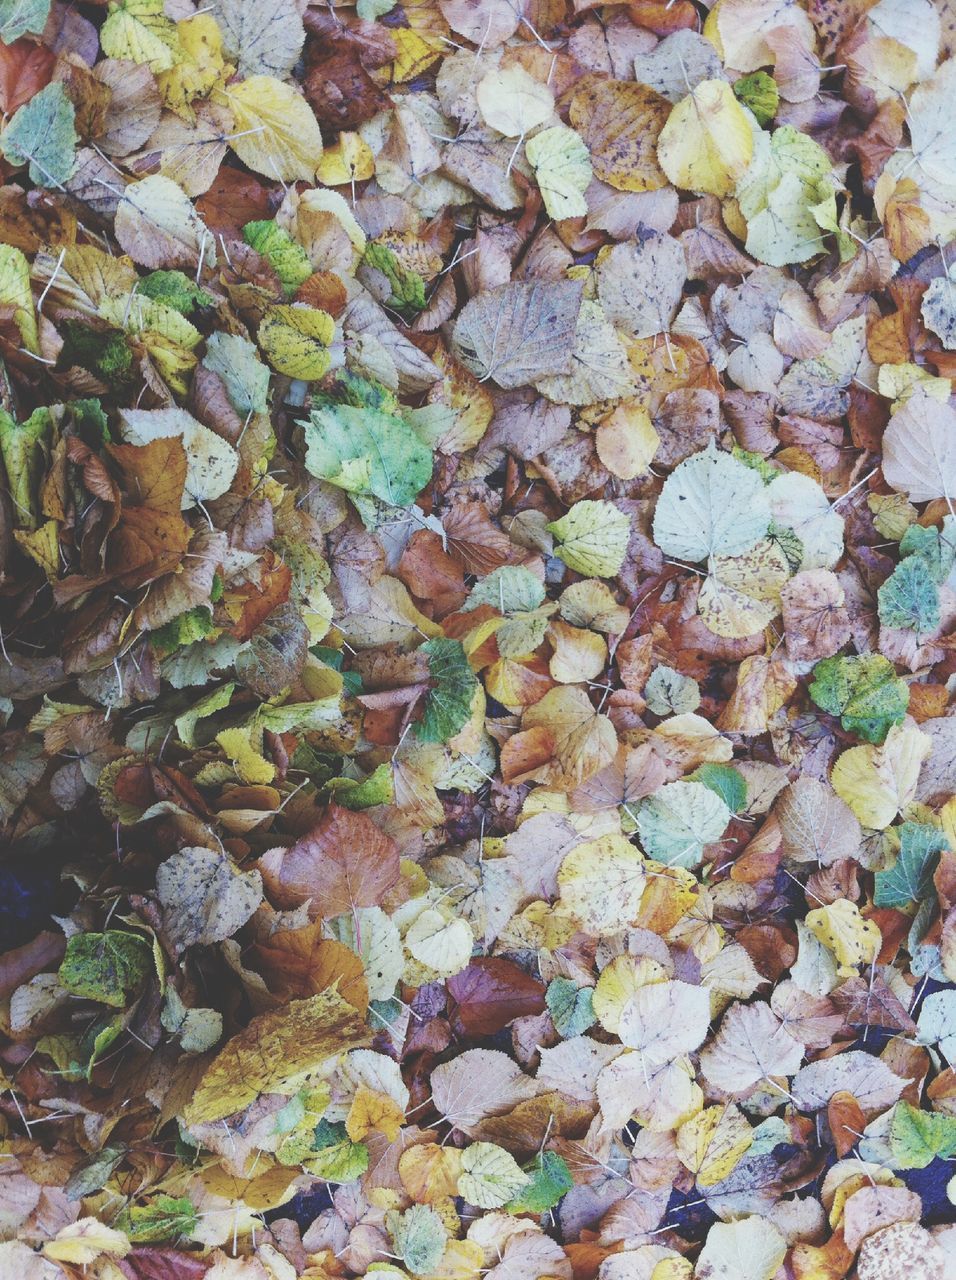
{"left": 698, "top": 540, "right": 790, "bottom": 639}
{"left": 805, "top": 898, "right": 881, "bottom": 977}
{"left": 558, "top": 833, "right": 647, "bottom": 933}
{"left": 390, "top": 28, "right": 444, "bottom": 82}
{"left": 316, "top": 132, "right": 375, "bottom": 185}
{"left": 216, "top": 76, "right": 323, "bottom": 181}
{"left": 346, "top": 1084, "right": 405, "bottom": 1143}
{"left": 14, "top": 519, "right": 58, "bottom": 580}
{"left": 258, "top": 305, "right": 335, "bottom": 379}
{"left": 157, "top": 14, "right": 229, "bottom": 115}
{"left": 399, "top": 1143, "right": 463, "bottom": 1203}
{"left": 676, "top": 1103, "right": 753, "bottom": 1186}
{"left": 183, "top": 988, "right": 370, "bottom": 1126}
{"left": 44, "top": 1219, "right": 131, "bottom": 1265}
{"left": 831, "top": 723, "right": 932, "bottom": 830}
{"left": 101, "top": 0, "right": 181, "bottom": 74}
{"left": 215, "top": 726, "right": 275, "bottom": 785}
{"left": 596, "top": 400, "right": 659, "bottom": 480}
{"left": 658, "top": 79, "right": 754, "bottom": 197}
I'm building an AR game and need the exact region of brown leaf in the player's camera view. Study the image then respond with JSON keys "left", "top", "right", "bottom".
{"left": 258, "top": 804, "right": 400, "bottom": 916}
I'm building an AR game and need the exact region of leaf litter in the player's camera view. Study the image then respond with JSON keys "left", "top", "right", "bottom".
{"left": 0, "top": 0, "right": 955, "bottom": 1278}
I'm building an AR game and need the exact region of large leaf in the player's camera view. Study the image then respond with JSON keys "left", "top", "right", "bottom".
{"left": 451, "top": 280, "right": 582, "bottom": 389}
{"left": 302, "top": 403, "right": 433, "bottom": 507}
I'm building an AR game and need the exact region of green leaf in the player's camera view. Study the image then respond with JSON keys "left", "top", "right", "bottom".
{"left": 356, "top": 0, "right": 395, "bottom": 17}
{"left": 303, "top": 403, "right": 433, "bottom": 507}
{"left": 899, "top": 518, "right": 956, "bottom": 583}
{"left": 362, "top": 242, "right": 426, "bottom": 313}
{"left": 548, "top": 500, "right": 631, "bottom": 577}
{"left": 890, "top": 1100, "right": 956, "bottom": 1170}
{"left": 463, "top": 565, "right": 546, "bottom": 615}
{"left": 507, "top": 1151, "right": 573, "bottom": 1215}
{"left": 64, "top": 1146, "right": 126, "bottom": 1202}
{"left": 416, "top": 638, "right": 477, "bottom": 743}
{"left": 58, "top": 930, "right": 152, "bottom": 1008}
{"left": 117, "top": 1195, "right": 198, "bottom": 1243}
{"left": 151, "top": 606, "right": 215, "bottom": 657}
{"left": 877, "top": 556, "right": 940, "bottom": 633}
{"left": 689, "top": 763, "right": 747, "bottom": 813}
{"left": 243, "top": 220, "right": 313, "bottom": 296}
{"left": 0, "top": 0, "right": 51, "bottom": 43}
{"left": 545, "top": 978, "right": 595, "bottom": 1038}
{"left": 138, "top": 270, "right": 212, "bottom": 315}
{"left": 808, "top": 654, "right": 909, "bottom": 744}
{"left": 737, "top": 125, "right": 837, "bottom": 266}
{"left": 202, "top": 331, "right": 271, "bottom": 417}
{"left": 734, "top": 72, "right": 779, "bottom": 126}
{"left": 325, "top": 763, "right": 394, "bottom": 809}
{"left": 0, "top": 406, "right": 52, "bottom": 530}
{"left": 305, "top": 1119, "right": 369, "bottom": 1182}
{"left": 874, "top": 823, "right": 948, "bottom": 908}
{"left": 388, "top": 1204, "right": 447, "bottom": 1276}
{"left": 638, "top": 780, "right": 732, "bottom": 868}
{"left": 0, "top": 82, "right": 76, "bottom": 188}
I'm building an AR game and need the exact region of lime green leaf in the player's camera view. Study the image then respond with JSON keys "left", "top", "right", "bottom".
{"left": 362, "top": 242, "right": 426, "bottom": 313}
{"left": 117, "top": 1196, "right": 198, "bottom": 1243}
{"left": 243, "top": 220, "right": 313, "bottom": 295}
{"left": 151, "top": 607, "right": 215, "bottom": 657}
{"left": 416, "top": 638, "right": 478, "bottom": 744}
{"left": 388, "top": 1204, "right": 447, "bottom": 1276}
{"left": 464, "top": 565, "right": 546, "bottom": 615}
{"left": 305, "top": 1120, "right": 369, "bottom": 1182}
{"left": 458, "top": 1142, "right": 530, "bottom": 1209}
{"left": 0, "top": 245, "right": 39, "bottom": 354}
{"left": 809, "top": 654, "right": 909, "bottom": 744}
{"left": 545, "top": 978, "right": 595, "bottom": 1038}
{"left": 734, "top": 72, "right": 779, "bottom": 126}
{"left": 638, "top": 780, "right": 732, "bottom": 868}
{"left": 548, "top": 500, "right": 630, "bottom": 577}
{"left": 877, "top": 557, "right": 941, "bottom": 633}
{"left": 325, "top": 763, "right": 394, "bottom": 809}
{"left": 202, "top": 331, "right": 270, "bottom": 417}
{"left": 874, "top": 823, "right": 948, "bottom": 908}
{"left": 0, "top": 0, "right": 51, "bottom": 41}
{"left": 525, "top": 125, "right": 592, "bottom": 220}
{"left": 0, "top": 82, "right": 77, "bottom": 188}
{"left": 58, "top": 931, "right": 151, "bottom": 1008}
{"left": 0, "top": 407, "right": 52, "bottom": 529}
{"left": 303, "top": 403, "right": 433, "bottom": 507}
{"left": 689, "top": 763, "right": 747, "bottom": 813}
{"left": 507, "top": 1151, "right": 573, "bottom": 1215}
{"left": 138, "top": 270, "right": 212, "bottom": 315}
{"left": 653, "top": 443, "right": 771, "bottom": 563}
{"left": 737, "top": 125, "right": 836, "bottom": 266}
{"left": 890, "top": 1100, "right": 956, "bottom": 1170}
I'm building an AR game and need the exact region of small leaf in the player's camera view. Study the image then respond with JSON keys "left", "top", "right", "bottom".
{"left": 877, "top": 556, "right": 941, "bottom": 633}
{"left": 548, "top": 500, "right": 631, "bottom": 578}
{"left": 416, "top": 637, "right": 478, "bottom": 743}
{"left": 58, "top": 931, "right": 151, "bottom": 1008}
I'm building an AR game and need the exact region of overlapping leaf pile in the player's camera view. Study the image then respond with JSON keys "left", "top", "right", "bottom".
{"left": 1, "top": 0, "right": 956, "bottom": 1277}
